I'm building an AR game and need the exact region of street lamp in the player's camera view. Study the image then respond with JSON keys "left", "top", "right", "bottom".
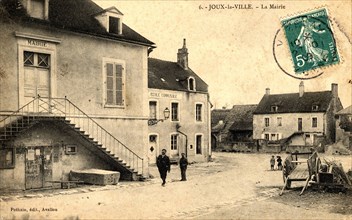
{"left": 148, "top": 107, "right": 170, "bottom": 126}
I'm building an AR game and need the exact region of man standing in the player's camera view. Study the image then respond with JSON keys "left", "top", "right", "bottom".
{"left": 157, "top": 149, "right": 170, "bottom": 186}
{"left": 179, "top": 153, "right": 188, "bottom": 181}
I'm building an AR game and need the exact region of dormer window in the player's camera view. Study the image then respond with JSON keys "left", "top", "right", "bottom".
{"left": 25, "top": 0, "right": 49, "bottom": 20}
{"left": 312, "top": 105, "right": 319, "bottom": 111}
{"left": 109, "top": 16, "right": 120, "bottom": 34}
{"left": 271, "top": 106, "right": 278, "bottom": 112}
{"left": 94, "top": 7, "right": 123, "bottom": 35}
{"left": 188, "top": 77, "right": 196, "bottom": 91}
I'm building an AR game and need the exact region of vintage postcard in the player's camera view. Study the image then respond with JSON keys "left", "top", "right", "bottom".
{"left": 0, "top": 0, "right": 351, "bottom": 219}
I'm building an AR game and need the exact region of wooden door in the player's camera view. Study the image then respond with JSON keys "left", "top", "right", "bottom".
{"left": 148, "top": 135, "right": 158, "bottom": 164}
{"left": 26, "top": 147, "right": 43, "bottom": 189}
{"left": 25, "top": 146, "right": 53, "bottom": 189}
{"left": 43, "top": 147, "right": 53, "bottom": 187}
{"left": 170, "top": 134, "right": 179, "bottom": 157}
{"left": 23, "top": 52, "right": 50, "bottom": 111}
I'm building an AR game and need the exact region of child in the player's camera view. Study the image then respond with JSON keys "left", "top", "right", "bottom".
{"left": 277, "top": 156, "right": 282, "bottom": 170}
{"left": 270, "top": 155, "right": 275, "bottom": 170}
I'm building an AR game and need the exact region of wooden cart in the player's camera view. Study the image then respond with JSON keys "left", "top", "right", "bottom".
{"left": 280, "top": 151, "right": 350, "bottom": 195}
{"left": 280, "top": 151, "right": 319, "bottom": 196}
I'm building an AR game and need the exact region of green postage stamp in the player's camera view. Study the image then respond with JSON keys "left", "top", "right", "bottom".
{"left": 281, "top": 8, "right": 340, "bottom": 74}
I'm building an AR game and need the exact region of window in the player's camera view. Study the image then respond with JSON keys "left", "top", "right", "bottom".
{"left": 312, "top": 117, "right": 318, "bottom": 128}
{"left": 277, "top": 117, "right": 282, "bottom": 126}
{"left": 109, "top": 16, "right": 120, "bottom": 34}
{"left": 188, "top": 77, "right": 196, "bottom": 91}
{"left": 196, "top": 135, "right": 202, "bottom": 154}
{"left": 105, "top": 61, "right": 124, "bottom": 106}
{"left": 265, "top": 118, "right": 270, "bottom": 127}
{"left": 65, "top": 145, "right": 77, "bottom": 155}
{"left": 196, "top": 104, "right": 202, "bottom": 121}
{"left": 271, "top": 106, "right": 278, "bottom": 112}
{"left": 38, "top": 53, "right": 49, "bottom": 67}
{"left": 271, "top": 134, "right": 277, "bottom": 141}
{"left": 171, "top": 102, "right": 179, "bottom": 121}
{"left": 24, "top": 52, "right": 50, "bottom": 68}
{"left": 264, "top": 134, "right": 269, "bottom": 140}
{"left": 171, "top": 134, "right": 178, "bottom": 150}
{"left": 0, "top": 148, "right": 15, "bottom": 169}
{"left": 149, "top": 135, "right": 157, "bottom": 143}
{"left": 24, "top": 51, "right": 34, "bottom": 65}
{"left": 29, "top": 0, "right": 46, "bottom": 19}
{"left": 298, "top": 118, "right": 303, "bottom": 131}
{"left": 312, "top": 105, "right": 319, "bottom": 111}
{"left": 149, "top": 101, "right": 157, "bottom": 119}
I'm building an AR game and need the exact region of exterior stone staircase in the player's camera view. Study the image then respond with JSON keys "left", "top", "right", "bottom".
{"left": 0, "top": 97, "right": 144, "bottom": 180}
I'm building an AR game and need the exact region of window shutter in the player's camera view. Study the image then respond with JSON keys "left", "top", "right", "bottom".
{"left": 106, "top": 63, "right": 114, "bottom": 104}
{"left": 115, "top": 64, "right": 123, "bottom": 105}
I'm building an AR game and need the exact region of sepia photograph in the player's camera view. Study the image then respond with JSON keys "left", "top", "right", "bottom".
{"left": 0, "top": 0, "right": 351, "bottom": 219}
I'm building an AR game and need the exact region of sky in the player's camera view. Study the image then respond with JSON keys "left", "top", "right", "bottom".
{"left": 94, "top": 0, "right": 352, "bottom": 109}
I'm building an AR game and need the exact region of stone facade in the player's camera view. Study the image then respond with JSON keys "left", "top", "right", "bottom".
{"left": 253, "top": 83, "right": 343, "bottom": 152}
{"left": 0, "top": 0, "right": 155, "bottom": 190}
{"left": 148, "top": 88, "right": 211, "bottom": 163}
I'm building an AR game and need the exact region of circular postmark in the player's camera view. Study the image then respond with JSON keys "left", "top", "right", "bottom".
{"left": 273, "top": 9, "right": 340, "bottom": 80}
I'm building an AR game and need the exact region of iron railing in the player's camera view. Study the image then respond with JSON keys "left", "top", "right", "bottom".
{"left": 0, "top": 96, "right": 144, "bottom": 175}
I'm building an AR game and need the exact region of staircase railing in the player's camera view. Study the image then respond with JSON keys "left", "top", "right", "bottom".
{"left": 0, "top": 96, "right": 144, "bottom": 175}
{"left": 0, "top": 98, "right": 40, "bottom": 138}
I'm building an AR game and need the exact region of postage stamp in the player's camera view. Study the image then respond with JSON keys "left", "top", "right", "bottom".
{"left": 281, "top": 8, "right": 340, "bottom": 74}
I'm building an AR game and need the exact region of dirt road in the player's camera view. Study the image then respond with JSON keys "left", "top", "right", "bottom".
{"left": 1, "top": 153, "right": 351, "bottom": 219}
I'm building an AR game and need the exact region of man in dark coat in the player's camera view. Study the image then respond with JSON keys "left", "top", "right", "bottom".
{"left": 157, "top": 149, "right": 170, "bottom": 186}
{"left": 179, "top": 153, "right": 188, "bottom": 181}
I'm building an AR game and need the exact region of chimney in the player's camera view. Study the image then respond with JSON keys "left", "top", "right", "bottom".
{"left": 299, "top": 81, "right": 304, "bottom": 97}
{"left": 177, "top": 39, "right": 188, "bottom": 70}
{"left": 265, "top": 88, "right": 270, "bottom": 95}
{"left": 331, "top": 83, "right": 338, "bottom": 98}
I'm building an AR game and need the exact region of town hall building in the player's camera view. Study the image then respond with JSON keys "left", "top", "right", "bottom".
{"left": 0, "top": 0, "right": 155, "bottom": 190}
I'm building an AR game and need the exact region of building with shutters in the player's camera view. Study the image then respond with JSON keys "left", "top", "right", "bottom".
{"left": 147, "top": 39, "right": 211, "bottom": 163}
{"left": 253, "top": 82, "right": 343, "bottom": 153}
{"left": 0, "top": 0, "right": 155, "bottom": 190}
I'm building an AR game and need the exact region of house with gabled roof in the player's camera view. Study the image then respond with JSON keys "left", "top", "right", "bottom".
{"left": 211, "top": 108, "right": 230, "bottom": 149}
{"left": 0, "top": 0, "right": 155, "bottom": 190}
{"left": 335, "top": 105, "right": 352, "bottom": 150}
{"left": 211, "top": 105, "right": 257, "bottom": 151}
{"left": 253, "top": 82, "right": 343, "bottom": 153}
{"left": 147, "top": 39, "right": 211, "bottom": 163}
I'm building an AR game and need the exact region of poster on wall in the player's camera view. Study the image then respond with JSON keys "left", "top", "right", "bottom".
{"left": 27, "top": 149, "right": 35, "bottom": 161}
{"left": 0, "top": 0, "right": 351, "bottom": 220}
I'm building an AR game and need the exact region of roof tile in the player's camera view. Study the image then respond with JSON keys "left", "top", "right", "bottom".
{"left": 1, "top": 0, "right": 154, "bottom": 46}
{"left": 148, "top": 58, "right": 208, "bottom": 93}
{"left": 254, "top": 91, "right": 333, "bottom": 114}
